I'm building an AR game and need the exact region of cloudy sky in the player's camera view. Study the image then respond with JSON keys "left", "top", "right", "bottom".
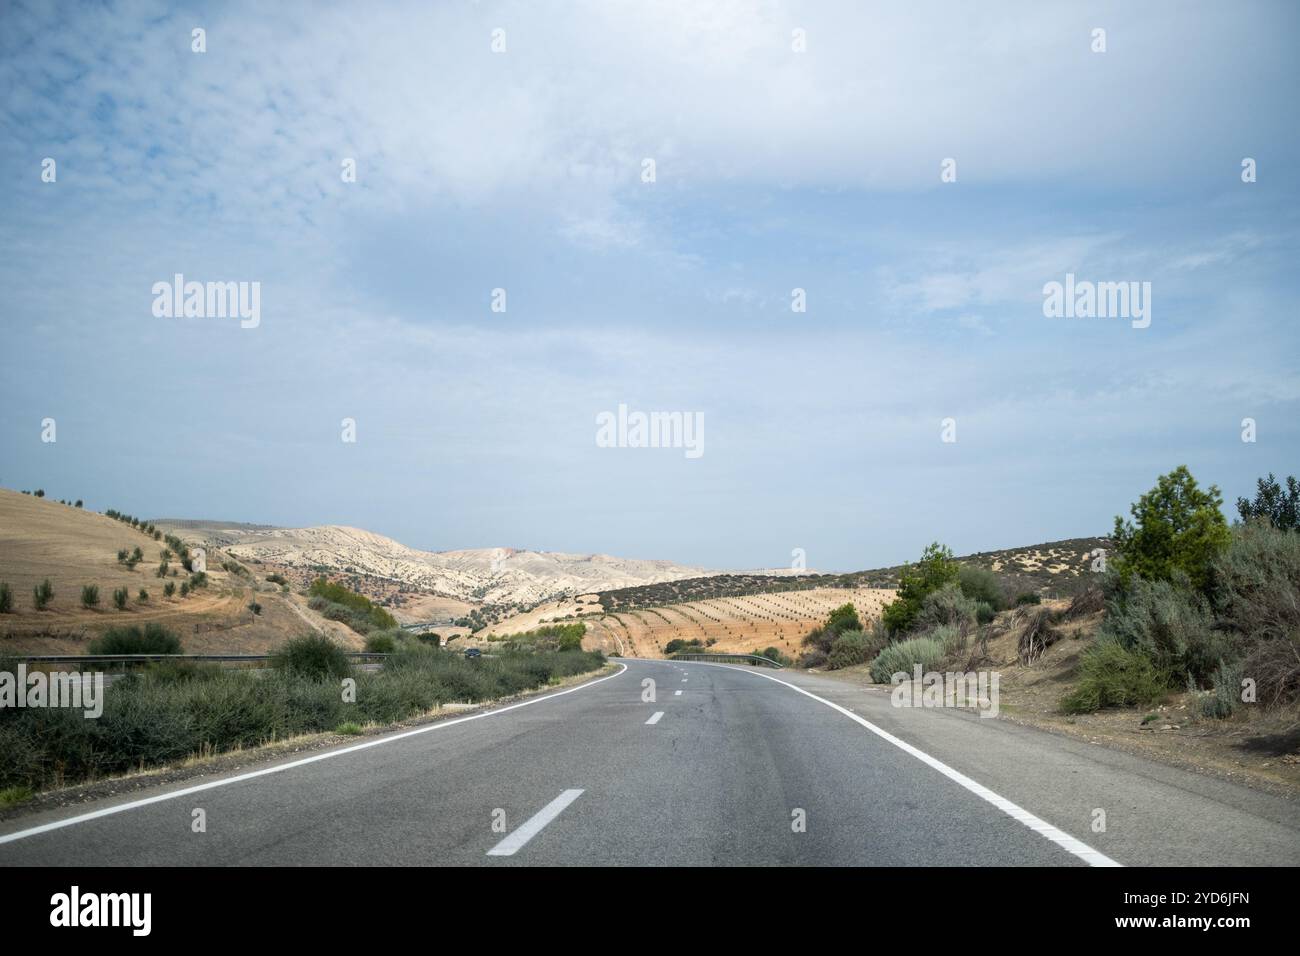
{"left": 2, "top": 0, "right": 1297, "bottom": 572}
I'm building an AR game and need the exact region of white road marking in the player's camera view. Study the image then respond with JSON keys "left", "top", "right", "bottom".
{"left": 656, "top": 660, "right": 1122, "bottom": 868}
{"left": 486, "top": 789, "right": 584, "bottom": 857}
{"left": 674, "top": 690, "right": 682, "bottom": 696}
{"left": 681, "top": 678, "right": 688, "bottom": 682}
{"left": 645, "top": 711, "right": 664, "bottom": 725}
{"left": 0, "top": 664, "right": 629, "bottom": 846}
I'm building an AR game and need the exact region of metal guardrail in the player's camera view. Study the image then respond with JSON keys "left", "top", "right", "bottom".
{"left": 669, "top": 652, "right": 784, "bottom": 669}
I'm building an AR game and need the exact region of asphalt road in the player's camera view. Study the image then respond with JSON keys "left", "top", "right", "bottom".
{"left": 1, "top": 659, "right": 1297, "bottom": 866}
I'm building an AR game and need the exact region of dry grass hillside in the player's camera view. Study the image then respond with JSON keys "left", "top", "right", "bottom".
{"left": 0, "top": 489, "right": 360, "bottom": 655}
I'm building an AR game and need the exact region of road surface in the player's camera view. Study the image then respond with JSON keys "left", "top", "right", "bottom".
{"left": 1, "top": 659, "right": 1297, "bottom": 865}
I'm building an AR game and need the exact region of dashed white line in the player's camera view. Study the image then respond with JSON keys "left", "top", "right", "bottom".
{"left": 645, "top": 711, "right": 665, "bottom": 725}
{"left": 0, "top": 664, "right": 628, "bottom": 846}
{"left": 674, "top": 690, "right": 682, "bottom": 696}
{"left": 486, "top": 789, "right": 584, "bottom": 857}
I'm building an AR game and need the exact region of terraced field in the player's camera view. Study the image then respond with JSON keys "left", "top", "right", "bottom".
{"left": 581, "top": 586, "right": 894, "bottom": 659}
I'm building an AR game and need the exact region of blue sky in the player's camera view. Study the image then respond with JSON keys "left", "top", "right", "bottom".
{"left": 2, "top": 0, "right": 1297, "bottom": 572}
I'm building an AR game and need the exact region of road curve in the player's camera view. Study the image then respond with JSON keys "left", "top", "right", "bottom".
{"left": 1, "top": 659, "right": 1296, "bottom": 866}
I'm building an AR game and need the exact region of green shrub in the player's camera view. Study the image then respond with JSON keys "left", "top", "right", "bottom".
{"left": 826, "top": 630, "right": 872, "bottom": 670}
{"left": 307, "top": 578, "right": 397, "bottom": 632}
{"left": 1210, "top": 519, "right": 1300, "bottom": 646}
{"left": 271, "top": 634, "right": 353, "bottom": 681}
{"left": 80, "top": 585, "right": 99, "bottom": 608}
{"left": 974, "top": 601, "right": 995, "bottom": 624}
{"left": 1199, "top": 660, "right": 1245, "bottom": 719}
{"left": 1112, "top": 465, "right": 1231, "bottom": 592}
{"left": 1100, "top": 576, "right": 1227, "bottom": 685}
{"left": 112, "top": 587, "right": 129, "bottom": 610}
{"left": 365, "top": 632, "right": 397, "bottom": 654}
{"left": 958, "top": 565, "right": 1005, "bottom": 610}
{"left": 1015, "top": 592, "right": 1041, "bottom": 606}
{"left": 89, "top": 623, "right": 183, "bottom": 655}
{"left": 1060, "top": 640, "right": 1167, "bottom": 713}
{"left": 179, "top": 582, "right": 190, "bottom": 597}
{"left": 33, "top": 579, "right": 54, "bottom": 610}
{"left": 929, "top": 623, "right": 968, "bottom": 657}
{"left": 869, "top": 636, "right": 946, "bottom": 683}
{"left": 881, "top": 543, "right": 959, "bottom": 633}
{"left": 137, "top": 588, "right": 148, "bottom": 603}
{"left": 915, "top": 583, "right": 979, "bottom": 632}
{"left": 0, "top": 583, "right": 12, "bottom": 614}
{"left": 163, "top": 581, "right": 176, "bottom": 598}
{"left": 336, "top": 722, "right": 364, "bottom": 736}
{"left": 248, "top": 601, "right": 262, "bottom": 615}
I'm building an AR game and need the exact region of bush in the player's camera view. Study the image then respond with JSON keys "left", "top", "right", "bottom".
{"left": 881, "top": 543, "right": 959, "bottom": 633}
{"left": 271, "top": 634, "right": 353, "bottom": 681}
{"left": 1210, "top": 520, "right": 1300, "bottom": 646}
{"left": 800, "top": 647, "right": 829, "bottom": 669}
{"left": 974, "top": 601, "right": 995, "bottom": 624}
{"left": 958, "top": 565, "right": 1005, "bottom": 610}
{"left": 1099, "top": 576, "right": 1227, "bottom": 686}
{"left": 915, "top": 583, "right": 979, "bottom": 632}
{"left": 826, "top": 630, "right": 873, "bottom": 670}
{"left": 33, "top": 579, "right": 54, "bottom": 610}
{"left": 163, "top": 582, "right": 176, "bottom": 598}
{"left": 248, "top": 601, "right": 262, "bottom": 615}
{"left": 365, "top": 632, "right": 397, "bottom": 654}
{"left": 137, "top": 589, "right": 148, "bottom": 603}
{"left": 81, "top": 585, "right": 100, "bottom": 608}
{"left": 112, "top": 587, "right": 129, "bottom": 610}
{"left": 88, "top": 623, "right": 183, "bottom": 655}
{"left": 1014, "top": 592, "right": 1041, "bottom": 606}
{"left": 1060, "top": 640, "right": 1167, "bottom": 714}
{"left": 179, "top": 582, "right": 190, "bottom": 597}
{"left": 0, "top": 583, "right": 11, "bottom": 614}
{"left": 308, "top": 578, "right": 397, "bottom": 632}
{"left": 869, "top": 636, "right": 946, "bottom": 683}
{"left": 1112, "top": 465, "right": 1231, "bottom": 592}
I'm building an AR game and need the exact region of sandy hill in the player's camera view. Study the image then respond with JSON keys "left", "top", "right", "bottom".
{"left": 167, "top": 522, "right": 728, "bottom": 608}
{"left": 0, "top": 489, "right": 359, "bottom": 655}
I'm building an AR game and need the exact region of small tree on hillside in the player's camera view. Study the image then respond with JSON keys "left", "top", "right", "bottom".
{"left": 882, "top": 542, "right": 959, "bottom": 634}
{"left": 81, "top": 584, "right": 100, "bottom": 608}
{"left": 33, "top": 579, "right": 54, "bottom": 610}
{"left": 1112, "top": 465, "right": 1230, "bottom": 592}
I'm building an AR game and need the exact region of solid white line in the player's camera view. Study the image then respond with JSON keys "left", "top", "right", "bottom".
{"left": 676, "top": 660, "right": 1121, "bottom": 867}
{"left": 645, "top": 711, "right": 664, "bottom": 725}
{"left": 0, "top": 664, "right": 629, "bottom": 846}
{"left": 486, "top": 789, "right": 584, "bottom": 857}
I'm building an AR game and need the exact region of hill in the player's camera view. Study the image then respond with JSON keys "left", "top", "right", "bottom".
{"left": 167, "top": 522, "right": 733, "bottom": 612}
{"left": 0, "top": 489, "right": 360, "bottom": 654}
